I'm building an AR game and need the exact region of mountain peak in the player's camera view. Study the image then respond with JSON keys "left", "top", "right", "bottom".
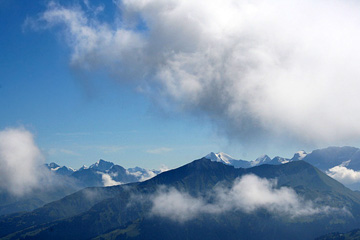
{"left": 204, "top": 152, "right": 235, "bottom": 164}
{"left": 251, "top": 154, "right": 271, "bottom": 166}
{"left": 47, "top": 162, "right": 60, "bottom": 169}
{"left": 291, "top": 150, "right": 308, "bottom": 160}
{"left": 79, "top": 165, "right": 88, "bottom": 171}
{"left": 89, "top": 159, "right": 114, "bottom": 172}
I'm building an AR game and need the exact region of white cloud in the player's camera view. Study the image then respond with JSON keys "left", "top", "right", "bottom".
{"left": 100, "top": 172, "right": 122, "bottom": 186}
{"left": 0, "top": 127, "right": 84, "bottom": 196}
{"left": 151, "top": 174, "right": 346, "bottom": 222}
{"left": 151, "top": 186, "right": 206, "bottom": 222}
{"left": 327, "top": 165, "right": 360, "bottom": 185}
{"left": 146, "top": 147, "right": 173, "bottom": 154}
{"left": 126, "top": 168, "right": 157, "bottom": 182}
{"left": 0, "top": 127, "right": 45, "bottom": 196}
{"left": 29, "top": 0, "right": 360, "bottom": 146}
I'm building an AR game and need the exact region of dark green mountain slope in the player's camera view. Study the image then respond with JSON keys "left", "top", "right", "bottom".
{"left": 0, "top": 185, "right": 128, "bottom": 238}
{"left": 0, "top": 174, "right": 80, "bottom": 216}
{"left": 1, "top": 159, "right": 360, "bottom": 240}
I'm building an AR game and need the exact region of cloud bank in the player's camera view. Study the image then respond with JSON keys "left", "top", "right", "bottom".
{"left": 28, "top": 0, "right": 360, "bottom": 145}
{"left": 150, "top": 174, "right": 343, "bottom": 222}
{"left": 0, "top": 127, "right": 45, "bottom": 196}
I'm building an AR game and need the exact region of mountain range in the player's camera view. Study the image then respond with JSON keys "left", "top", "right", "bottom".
{"left": 2, "top": 151, "right": 360, "bottom": 239}
{"left": 45, "top": 159, "right": 160, "bottom": 188}
{"left": 205, "top": 150, "right": 305, "bottom": 167}
{"left": 206, "top": 147, "right": 360, "bottom": 191}
{"left": 2, "top": 146, "right": 360, "bottom": 218}
{"left": 2, "top": 146, "right": 360, "bottom": 239}
{"left": 0, "top": 160, "right": 160, "bottom": 216}
{"left": 44, "top": 146, "right": 360, "bottom": 192}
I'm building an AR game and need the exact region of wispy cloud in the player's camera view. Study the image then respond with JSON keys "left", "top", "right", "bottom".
{"left": 48, "top": 148, "right": 81, "bottom": 156}
{"left": 150, "top": 174, "right": 349, "bottom": 222}
{"left": 75, "top": 144, "right": 127, "bottom": 154}
{"left": 146, "top": 147, "right": 173, "bottom": 154}
{"left": 55, "top": 132, "right": 91, "bottom": 137}
{"left": 97, "top": 145, "right": 126, "bottom": 154}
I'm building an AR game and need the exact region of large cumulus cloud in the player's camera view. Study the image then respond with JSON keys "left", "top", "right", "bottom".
{"left": 27, "top": 0, "right": 360, "bottom": 145}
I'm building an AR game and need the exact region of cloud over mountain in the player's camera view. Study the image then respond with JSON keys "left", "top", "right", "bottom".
{"left": 27, "top": 0, "right": 360, "bottom": 145}
{"left": 150, "top": 174, "right": 344, "bottom": 222}
{"left": 100, "top": 173, "right": 122, "bottom": 187}
{"left": 0, "top": 127, "right": 45, "bottom": 196}
{"left": 327, "top": 165, "right": 360, "bottom": 185}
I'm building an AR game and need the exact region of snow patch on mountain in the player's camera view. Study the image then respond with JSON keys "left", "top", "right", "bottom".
{"left": 270, "top": 156, "right": 290, "bottom": 165}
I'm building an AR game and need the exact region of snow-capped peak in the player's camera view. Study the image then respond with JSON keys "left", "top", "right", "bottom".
{"left": 79, "top": 165, "right": 88, "bottom": 171}
{"left": 251, "top": 155, "right": 271, "bottom": 166}
{"left": 89, "top": 159, "right": 114, "bottom": 172}
{"left": 48, "top": 162, "right": 60, "bottom": 169}
{"left": 292, "top": 150, "right": 307, "bottom": 160}
{"left": 205, "top": 152, "right": 235, "bottom": 165}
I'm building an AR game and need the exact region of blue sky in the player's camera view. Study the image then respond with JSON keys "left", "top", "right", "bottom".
{"left": 2, "top": 0, "right": 360, "bottom": 170}
{"left": 0, "top": 0, "right": 246, "bottom": 169}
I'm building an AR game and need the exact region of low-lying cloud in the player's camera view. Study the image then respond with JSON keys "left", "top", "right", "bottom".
{"left": 327, "top": 165, "right": 360, "bottom": 185}
{"left": 151, "top": 174, "right": 346, "bottom": 222}
{"left": 27, "top": 0, "right": 360, "bottom": 146}
{"left": 126, "top": 169, "right": 157, "bottom": 182}
{"left": 100, "top": 172, "right": 122, "bottom": 187}
{"left": 0, "top": 127, "right": 45, "bottom": 196}
{"left": 0, "top": 127, "right": 81, "bottom": 197}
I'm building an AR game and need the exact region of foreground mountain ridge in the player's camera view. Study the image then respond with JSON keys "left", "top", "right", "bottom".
{"left": 2, "top": 157, "right": 360, "bottom": 240}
